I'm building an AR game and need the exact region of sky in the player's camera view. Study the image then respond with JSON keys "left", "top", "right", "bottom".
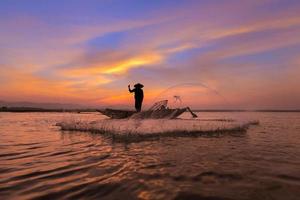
{"left": 0, "top": 0, "right": 300, "bottom": 109}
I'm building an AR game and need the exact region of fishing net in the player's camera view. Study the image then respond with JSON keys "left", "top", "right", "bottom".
{"left": 153, "top": 83, "right": 229, "bottom": 109}
{"left": 148, "top": 100, "right": 168, "bottom": 111}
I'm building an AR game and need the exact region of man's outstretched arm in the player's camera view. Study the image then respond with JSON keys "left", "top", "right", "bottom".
{"left": 128, "top": 85, "right": 135, "bottom": 93}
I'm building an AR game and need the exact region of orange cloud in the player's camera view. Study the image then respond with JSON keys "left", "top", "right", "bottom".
{"left": 1, "top": 1, "right": 300, "bottom": 109}
{"left": 0, "top": 66, "right": 109, "bottom": 104}
{"left": 102, "top": 53, "right": 162, "bottom": 74}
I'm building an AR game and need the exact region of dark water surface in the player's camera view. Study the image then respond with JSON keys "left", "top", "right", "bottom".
{"left": 0, "top": 112, "right": 300, "bottom": 200}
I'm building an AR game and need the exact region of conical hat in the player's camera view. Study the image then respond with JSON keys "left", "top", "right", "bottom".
{"left": 134, "top": 83, "right": 144, "bottom": 88}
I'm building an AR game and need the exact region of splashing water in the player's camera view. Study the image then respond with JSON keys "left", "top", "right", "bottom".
{"left": 1, "top": 112, "right": 299, "bottom": 200}
{"left": 57, "top": 117, "right": 259, "bottom": 142}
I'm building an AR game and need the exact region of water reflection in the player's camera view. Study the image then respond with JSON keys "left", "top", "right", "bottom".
{"left": 0, "top": 112, "right": 300, "bottom": 200}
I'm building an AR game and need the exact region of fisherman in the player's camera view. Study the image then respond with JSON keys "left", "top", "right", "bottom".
{"left": 128, "top": 83, "right": 144, "bottom": 112}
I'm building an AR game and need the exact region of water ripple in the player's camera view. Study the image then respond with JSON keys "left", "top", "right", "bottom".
{"left": 0, "top": 112, "right": 300, "bottom": 200}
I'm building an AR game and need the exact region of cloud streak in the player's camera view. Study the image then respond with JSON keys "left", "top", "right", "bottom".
{"left": 1, "top": 0, "right": 300, "bottom": 108}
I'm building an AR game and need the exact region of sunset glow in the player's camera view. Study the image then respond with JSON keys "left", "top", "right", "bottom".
{"left": 1, "top": 0, "right": 300, "bottom": 109}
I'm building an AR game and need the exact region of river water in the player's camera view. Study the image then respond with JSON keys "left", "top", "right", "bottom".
{"left": 0, "top": 112, "right": 299, "bottom": 200}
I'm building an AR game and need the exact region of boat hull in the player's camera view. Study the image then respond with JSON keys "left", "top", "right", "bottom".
{"left": 97, "top": 109, "right": 136, "bottom": 119}
{"left": 98, "top": 108, "right": 187, "bottom": 119}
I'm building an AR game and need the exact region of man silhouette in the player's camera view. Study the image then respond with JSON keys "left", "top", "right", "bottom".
{"left": 128, "top": 83, "right": 144, "bottom": 112}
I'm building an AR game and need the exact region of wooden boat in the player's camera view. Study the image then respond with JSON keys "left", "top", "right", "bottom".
{"left": 97, "top": 109, "right": 136, "bottom": 119}
{"left": 97, "top": 108, "right": 187, "bottom": 119}
{"left": 97, "top": 100, "right": 198, "bottom": 119}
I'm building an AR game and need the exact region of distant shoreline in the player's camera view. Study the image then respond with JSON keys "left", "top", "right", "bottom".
{"left": 194, "top": 109, "right": 300, "bottom": 112}
{"left": 0, "top": 107, "right": 97, "bottom": 113}
{"left": 1, "top": 107, "right": 300, "bottom": 113}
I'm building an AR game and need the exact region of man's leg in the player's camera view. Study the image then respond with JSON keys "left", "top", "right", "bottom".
{"left": 135, "top": 100, "right": 142, "bottom": 112}
{"left": 135, "top": 101, "right": 140, "bottom": 112}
